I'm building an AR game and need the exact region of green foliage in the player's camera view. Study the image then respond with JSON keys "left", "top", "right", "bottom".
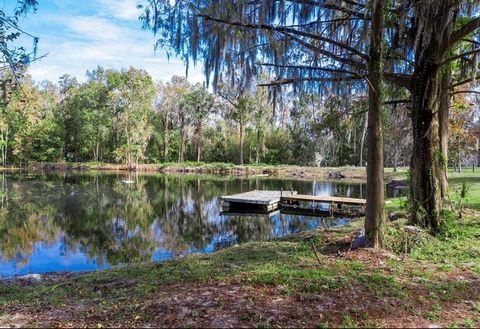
{"left": 0, "top": 66, "right": 412, "bottom": 167}
{"left": 384, "top": 220, "right": 434, "bottom": 254}
{"left": 453, "top": 181, "right": 471, "bottom": 219}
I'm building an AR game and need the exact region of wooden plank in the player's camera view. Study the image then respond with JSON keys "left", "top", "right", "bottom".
{"left": 221, "top": 190, "right": 297, "bottom": 206}
{"left": 220, "top": 210, "right": 281, "bottom": 217}
{"left": 281, "top": 204, "right": 365, "bottom": 217}
{"left": 281, "top": 194, "right": 367, "bottom": 205}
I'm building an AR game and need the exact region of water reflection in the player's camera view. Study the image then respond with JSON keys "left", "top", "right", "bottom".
{"left": 0, "top": 172, "right": 402, "bottom": 277}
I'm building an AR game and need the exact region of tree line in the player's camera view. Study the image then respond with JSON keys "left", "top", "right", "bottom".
{"left": 6, "top": 67, "right": 473, "bottom": 168}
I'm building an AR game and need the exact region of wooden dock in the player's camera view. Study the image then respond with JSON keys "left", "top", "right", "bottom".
{"left": 221, "top": 190, "right": 371, "bottom": 214}
{"left": 281, "top": 194, "right": 366, "bottom": 206}
{"left": 221, "top": 190, "right": 297, "bottom": 211}
{"left": 220, "top": 210, "right": 280, "bottom": 217}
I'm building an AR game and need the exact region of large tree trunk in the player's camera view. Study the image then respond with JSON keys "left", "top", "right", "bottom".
{"left": 410, "top": 51, "right": 442, "bottom": 232}
{"left": 438, "top": 67, "right": 450, "bottom": 200}
{"left": 365, "top": 0, "right": 385, "bottom": 248}
{"left": 408, "top": 1, "right": 455, "bottom": 233}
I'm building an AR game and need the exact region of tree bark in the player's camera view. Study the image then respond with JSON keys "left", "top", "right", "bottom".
{"left": 438, "top": 65, "right": 451, "bottom": 200}
{"left": 365, "top": 0, "right": 385, "bottom": 248}
{"left": 410, "top": 51, "right": 442, "bottom": 232}
{"left": 407, "top": 1, "right": 457, "bottom": 233}
{"left": 359, "top": 111, "right": 368, "bottom": 167}
{"left": 94, "top": 129, "right": 100, "bottom": 162}
{"left": 458, "top": 150, "right": 462, "bottom": 173}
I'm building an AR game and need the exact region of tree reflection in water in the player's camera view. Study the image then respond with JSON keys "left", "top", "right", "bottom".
{"left": 0, "top": 172, "right": 401, "bottom": 277}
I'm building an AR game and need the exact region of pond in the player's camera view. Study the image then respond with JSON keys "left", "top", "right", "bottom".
{"left": 0, "top": 171, "right": 403, "bottom": 278}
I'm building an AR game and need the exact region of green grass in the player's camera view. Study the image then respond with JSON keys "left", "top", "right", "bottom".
{"left": 448, "top": 170, "right": 480, "bottom": 210}
{"left": 381, "top": 169, "right": 480, "bottom": 271}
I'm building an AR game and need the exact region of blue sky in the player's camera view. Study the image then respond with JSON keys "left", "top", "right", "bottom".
{"left": 16, "top": 0, "right": 204, "bottom": 83}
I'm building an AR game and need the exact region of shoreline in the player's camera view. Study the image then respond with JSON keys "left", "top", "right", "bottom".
{"left": 1, "top": 223, "right": 362, "bottom": 284}
{"left": 0, "top": 162, "right": 409, "bottom": 180}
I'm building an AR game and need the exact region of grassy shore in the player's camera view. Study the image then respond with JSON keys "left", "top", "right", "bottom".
{"left": 0, "top": 170, "right": 479, "bottom": 327}
{"left": 4, "top": 161, "right": 413, "bottom": 180}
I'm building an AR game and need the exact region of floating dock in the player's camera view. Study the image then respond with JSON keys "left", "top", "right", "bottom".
{"left": 221, "top": 190, "right": 297, "bottom": 212}
{"left": 221, "top": 190, "right": 369, "bottom": 215}
{"left": 281, "top": 194, "right": 367, "bottom": 216}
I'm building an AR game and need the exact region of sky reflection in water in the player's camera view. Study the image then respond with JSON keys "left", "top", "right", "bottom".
{"left": 0, "top": 172, "right": 402, "bottom": 277}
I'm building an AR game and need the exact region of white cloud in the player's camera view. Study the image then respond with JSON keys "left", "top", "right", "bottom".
{"left": 28, "top": 34, "right": 204, "bottom": 83}
{"left": 67, "top": 16, "right": 126, "bottom": 41}
{"left": 22, "top": 1, "right": 205, "bottom": 84}
{"left": 97, "top": 0, "right": 142, "bottom": 21}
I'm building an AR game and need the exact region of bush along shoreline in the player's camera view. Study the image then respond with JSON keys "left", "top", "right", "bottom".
{"left": 1, "top": 162, "right": 410, "bottom": 180}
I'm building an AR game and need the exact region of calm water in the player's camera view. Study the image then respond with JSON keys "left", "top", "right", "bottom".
{"left": 0, "top": 172, "right": 402, "bottom": 278}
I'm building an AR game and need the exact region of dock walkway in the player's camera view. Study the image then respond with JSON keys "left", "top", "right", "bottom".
{"left": 220, "top": 190, "right": 387, "bottom": 217}
{"left": 221, "top": 190, "right": 297, "bottom": 211}
{"left": 281, "top": 194, "right": 366, "bottom": 205}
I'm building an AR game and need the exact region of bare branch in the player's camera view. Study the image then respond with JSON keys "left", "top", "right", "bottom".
{"left": 199, "top": 14, "right": 369, "bottom": 60}
{"left": 443, "top": 16, "right": 480, "bottom": 51}
{"left": 451, "top": 90, "right": 480, "bottom": 96}
{"left": 385, "top": 99, "right": 410, "bottom": 105}
{"left": 384, "top": 73, "right": 412, "bottom": 90}
{"left": 462, "top": 39, "right": 480, "bottom": 47}
{"left": 257, "top": 76, "right": 362, "bottom": 86}
{"left": 258, "top": 62, "right": 363, "bottom": 76}
{"left": 439, "top": 48, "right": 480, "bottom": 66}
{"left": 278, "top": 31, "right": 366, "bottom": 70}
{"left": 450, "top": 74, "right": 480, "bottom": 89}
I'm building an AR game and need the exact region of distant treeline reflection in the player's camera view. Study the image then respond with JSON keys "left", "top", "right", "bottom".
{"left": 0, "top": 172, "right": 397, "bottom": 276}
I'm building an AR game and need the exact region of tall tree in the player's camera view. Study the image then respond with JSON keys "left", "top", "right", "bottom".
{"left": 107, "top": 68, "right": 156, "bottom": 166}
{"left": 217, "top": 82, "right": 255, "bottom": 166}
{"left": 251, "top": 84, "right": 270, "bottom": 164}
{"left": 401, "top": 1, "right": 480, "bottom": 231}
{"left": 0, "top": 0, "right": 39, "bottom": 165}
{"left": 365, "top": 0, "right": 385, "bottom": 247}
{"left": 156, "top": 76, "right": 191, "bottom": 162}
{"left": 140, "top": 0, "right": 480, "bottom": 234}
{"left": 183, "top": 84, "right": 216, "bottom": 162}
{"left": 86, "top": 67, "right": 111, "bottom": 162}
